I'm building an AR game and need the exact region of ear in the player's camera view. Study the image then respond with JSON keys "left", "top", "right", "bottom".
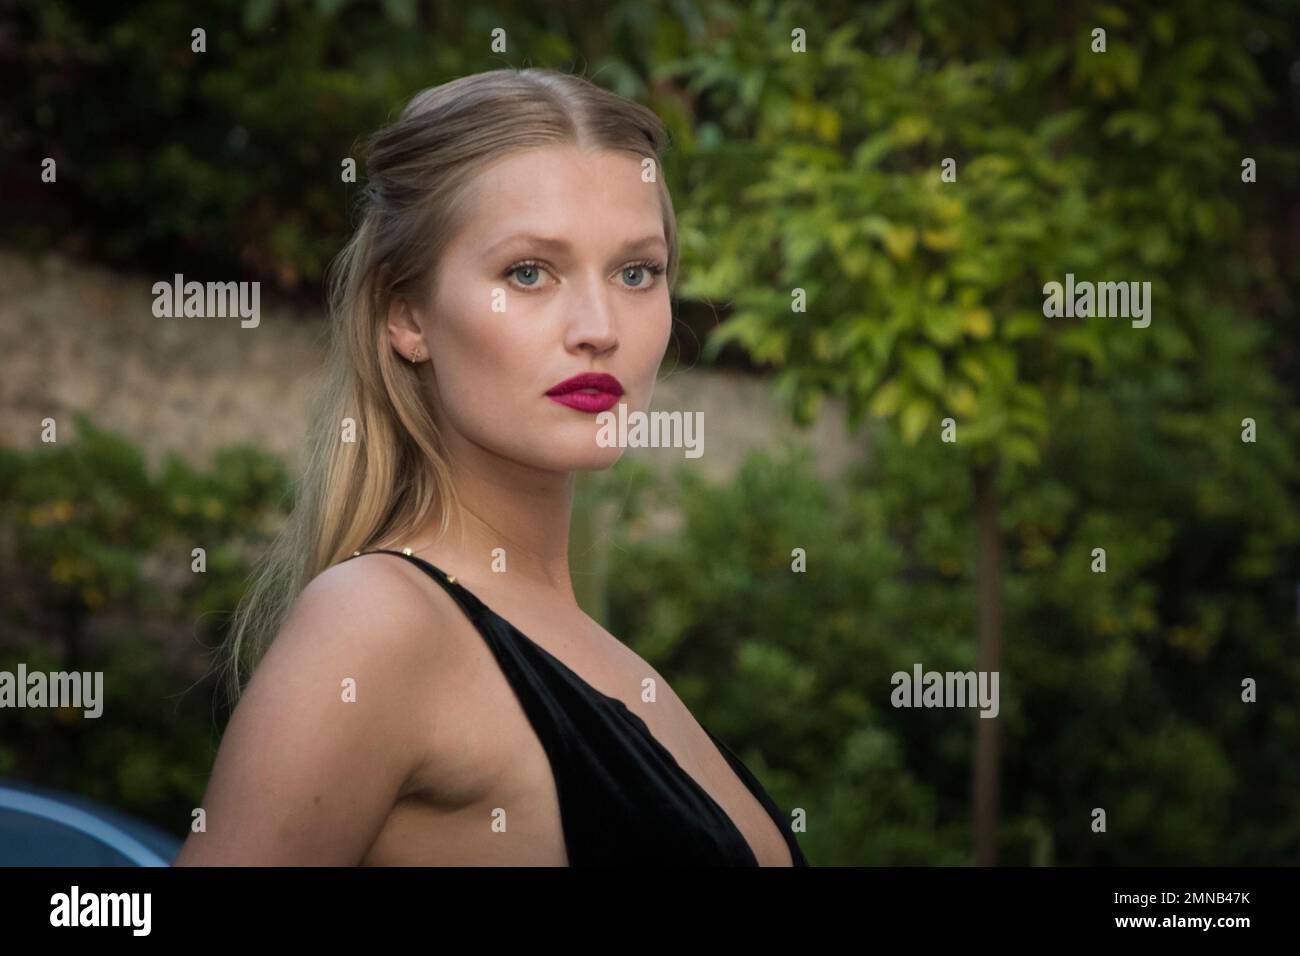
{"left": 386, "top": 295, "right": 427, "bottom": 363}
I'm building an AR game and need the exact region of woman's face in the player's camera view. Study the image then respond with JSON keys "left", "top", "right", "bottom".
{"left": 399, "top": 144, "right": 672, "bottom": 475}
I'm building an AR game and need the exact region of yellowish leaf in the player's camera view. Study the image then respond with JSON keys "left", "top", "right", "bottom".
{"left": 869, "top": 379, "right": 904, "bottom": 416}
{"left": 921, "top": 228, "right": 959, "bottom": 251}
{"left": 882, "top": 225, "right": 917, "bottom": 261}
{"left": 962, "top": 308, "right": 993, "bottom": 338}
{"left": 900, "top": 398, "right": 932, "bottom": 444}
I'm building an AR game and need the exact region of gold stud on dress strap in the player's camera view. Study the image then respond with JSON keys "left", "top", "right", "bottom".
{"left": 447, "top": 575, "right": 457, "bottom": 584}
{"left": 401, "top": 547, "right": 413, "bottom": 555}
{"left": 352, "top": 550, "right": 360, "bottom": 556}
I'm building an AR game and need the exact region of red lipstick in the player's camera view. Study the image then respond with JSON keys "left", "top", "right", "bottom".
{"left": 545, "top": 372, "right": 625, "bottom": 413}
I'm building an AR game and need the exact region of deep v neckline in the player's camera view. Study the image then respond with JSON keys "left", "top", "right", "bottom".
{"left": 381, "top": 549, "right": 772, "bottom": 866}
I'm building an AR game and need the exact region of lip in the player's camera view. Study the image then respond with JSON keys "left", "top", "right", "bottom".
{"left": 545, "top": 372, "right": 625, "bottom": 414}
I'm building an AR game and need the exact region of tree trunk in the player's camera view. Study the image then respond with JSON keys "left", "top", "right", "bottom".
{"left": 972, "top": 457, "right": 1003, "bottom": 865}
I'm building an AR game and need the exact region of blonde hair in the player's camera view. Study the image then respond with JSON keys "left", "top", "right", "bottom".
{"left": 218, "top": 68, "right": 680, "bottom": 711}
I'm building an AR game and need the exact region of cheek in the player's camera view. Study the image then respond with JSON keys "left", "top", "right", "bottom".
{"left": 629, "top": 299, "right": 674, "bottom": 395}
{"left": 427, "top": 293, "right": 538, "bottom": 430}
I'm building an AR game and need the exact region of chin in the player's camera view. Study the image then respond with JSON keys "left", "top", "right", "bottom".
{"left": 547, "top": 432, "right": 626, "bottom": 472}
{"left": 568, "top": 445, "right": 626, "bottom": 472}
{"left": 493, "top": 424, "right": 626, "bottom": 474}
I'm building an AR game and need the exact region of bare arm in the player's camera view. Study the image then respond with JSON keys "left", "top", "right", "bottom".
{"left": 174, "top": 558, "right": 440, "bottom": 865}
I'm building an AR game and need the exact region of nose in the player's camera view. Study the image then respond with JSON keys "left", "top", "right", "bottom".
{"left": 563, "top": 271, "right": 619, "bottom": 356}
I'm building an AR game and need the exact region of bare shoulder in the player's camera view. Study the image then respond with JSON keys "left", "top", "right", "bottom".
{"left": 275, "top": 552, "right": 452, "bottom": 660}
{"left": 238, "top": 553, "right": 456, "bottom": 714}
{"left": 173, "top": 552, "right": 463, "bottom": 865}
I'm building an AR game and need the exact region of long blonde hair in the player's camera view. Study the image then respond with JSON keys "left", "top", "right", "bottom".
{"left": 219, "top": 68, "right": 680, "bottom": 711}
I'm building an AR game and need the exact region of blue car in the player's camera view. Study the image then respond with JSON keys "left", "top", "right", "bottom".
{"left": 0, "top": 777, "right": 182, "bottom": 866}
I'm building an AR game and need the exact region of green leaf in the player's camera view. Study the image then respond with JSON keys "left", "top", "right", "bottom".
{"left": 902, "top": 345, "right": 944, "bottom": 393}
{"left": 921, "top": 308, "right": 964, "bottom": 346}
{"left": 959, "top": 355, "right": 988, "bottom": 385}
{"left": 961, "top": 308, "right": 994, "bottom": 339}
{"left": 869, "top": 379, "right": 904, "bottom": 417}
{"left": 1004, "top": 311, "right": 1045, "bottom": 339}
{"left": 1001, "top": 433, "right": 1042, "bottom": 468}
{"left": 882, "top": 224, "right": 918, "bottom": 261}
{"left": 1058, "top": 326, "right": 1105, "bottom": 365}
{"left": 947, "top": 384, "right": 979, "bottom": 418}
{"left": 1036, "top": 110, "right": 1086, "bottom": 144}
{"left": 900, "top": 398, "right": 933, "bottom": 444}
{"left": 980, "top": 344, "right": 1016, "bottom": 385}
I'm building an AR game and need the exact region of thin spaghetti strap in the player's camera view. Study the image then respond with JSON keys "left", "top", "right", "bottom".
{"left": 346, "top": 548, "right": 481, "bottom": 622}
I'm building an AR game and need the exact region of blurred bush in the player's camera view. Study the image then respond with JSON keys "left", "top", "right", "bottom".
{"left": 1, "top": 0, "right": 699, "bottom": 292}
{"left": 0, "top": 413, "right": 291, "bottom": 826}
{"left": 1, "top": 389, "right": 1296, "bottom": 862}
{"left": 601, "top": 379, "right": 1300, "bottom": 865}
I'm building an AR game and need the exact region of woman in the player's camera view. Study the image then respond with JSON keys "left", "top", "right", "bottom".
{"left": 175, "top": 68, "right": 808, "bottom": 867}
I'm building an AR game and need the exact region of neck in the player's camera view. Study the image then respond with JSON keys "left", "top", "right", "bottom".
{"left": 424, "top": 439, "right": 578, "bottom": 604}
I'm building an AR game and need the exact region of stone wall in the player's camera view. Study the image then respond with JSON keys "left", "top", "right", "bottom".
{"left": 0, "top": 250, "right": 868, "bottom": 483}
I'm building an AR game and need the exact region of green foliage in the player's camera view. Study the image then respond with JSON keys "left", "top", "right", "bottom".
{"left": 605, "top": 442, "right": 970, "bottom": 864}
{"left": 1, "top": 381, "right": 1295, "bottom": 861}
{"left": 603, "top": 376, "right": 1300, "bottom": 862}
{"left": 0, "top": 415, "right": 291, "bottom": 825}
{"left": 4, "top": 0, "right": 702, "bottom": 292}
{"left": 664, "top": 0, "right": 1293, "bottom": 471}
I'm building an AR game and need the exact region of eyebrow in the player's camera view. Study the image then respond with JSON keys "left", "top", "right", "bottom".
{"left": 485, "top": 233, "right": 667, "bottom": 258}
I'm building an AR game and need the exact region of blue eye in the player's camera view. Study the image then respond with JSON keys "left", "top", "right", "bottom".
{"left": 509, "top": 263, "right": 542, "bottom": 287}
{"left": 621, "top": 260, "right": 667, "bottom": 290}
